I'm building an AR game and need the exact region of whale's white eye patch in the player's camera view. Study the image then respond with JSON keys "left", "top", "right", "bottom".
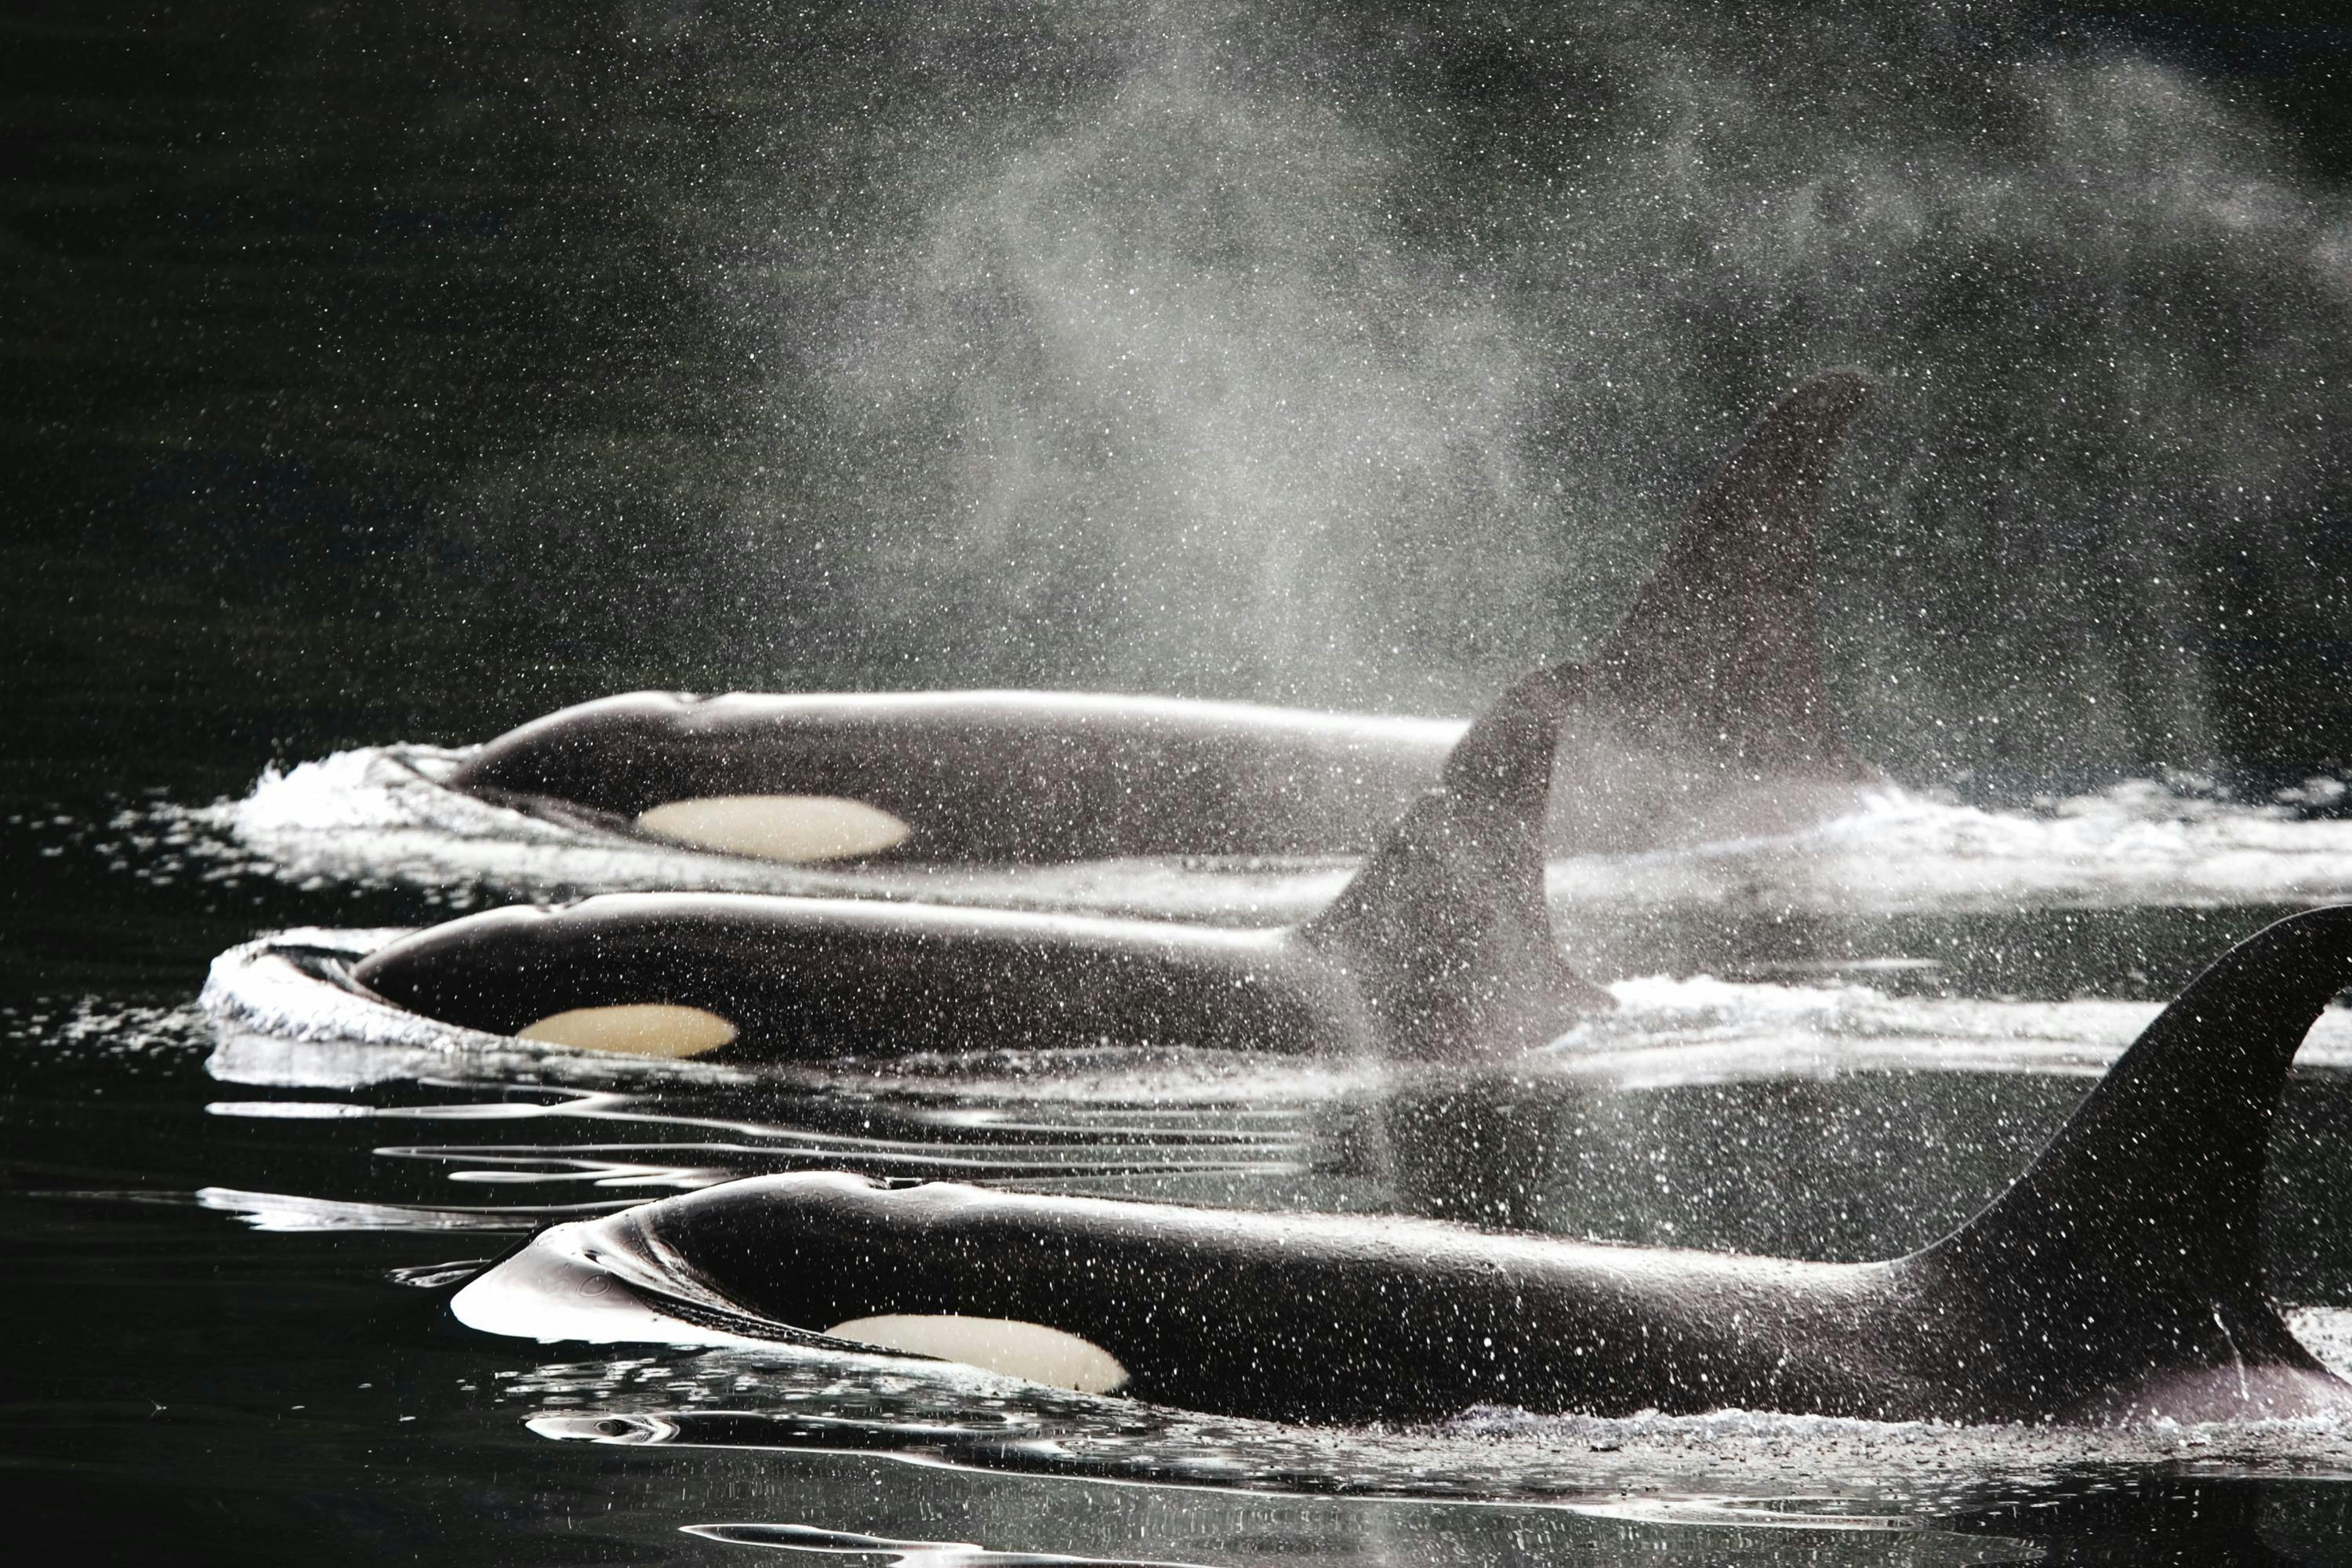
{"left": 517, "top": 1004, "right": 738, "bottom": 1058}
{"left": 633, "top": 795, "right": 912, "bottom": 862}
{"left": 824, "top": 1314, "right": 1129, "bottom": 1394}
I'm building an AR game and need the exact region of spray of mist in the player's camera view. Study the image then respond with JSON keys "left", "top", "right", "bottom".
{"left": 807, "top": 31, "right": 1552, "bottom": 706}
{"left": 705, "top": 2, "right": 2352, "bottom": 774}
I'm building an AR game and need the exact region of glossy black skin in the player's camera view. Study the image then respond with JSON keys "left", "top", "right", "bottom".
{"left": 353, "top": 893, "right": 1356, "bottom": 1057}
{"left": 451, "top": 691, "right": 1450, "bottom": 862}
{"left": 448, "top": 373, "right": 1878, "bottom": 864}
{"left": 357, "top": 663, "right": 1602, "bottom": 1062}
{"left": 470, "top": 908, "right": 2352, "bottom": 1426}
{"left": 364, "top": 375, "right": 1866, "bottom": 1059}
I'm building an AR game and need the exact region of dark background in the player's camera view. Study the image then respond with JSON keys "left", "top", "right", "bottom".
{"left": 5, "top": 10, "right": 2352, "bottom": 1560}
{"left": 8, "top": 0, "right": 2351, "bottom": 809}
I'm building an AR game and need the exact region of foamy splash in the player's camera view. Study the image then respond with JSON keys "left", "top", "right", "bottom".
{"left": 155, "top": 747, "right": 2352, "bottom": 921}
{"left": 499, "top": 1330, "right": 2352, "bottom": 1504}
{"left": 198, "top": 924, "right": 2352, "bottom": 1093}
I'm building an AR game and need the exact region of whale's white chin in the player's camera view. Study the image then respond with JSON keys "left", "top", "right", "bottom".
{"left": 825, "top": 1313, "right": 1130, "bottom": 1394}
{"left": 635, "top": 794, "right": 913, "bottom": 862}
{"left": 517, "top": 1004, "right": 738, "bottom": 1057}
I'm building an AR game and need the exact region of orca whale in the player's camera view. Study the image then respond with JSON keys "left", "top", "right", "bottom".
{"left": 446, "top": 373, "right": 1875, "bottom": 865}
{"left": 450, "top": 907, "right": 2352, "bottom": 1425}
{"left": 353, "top": 658, "right": 1609, "bottom": 1062}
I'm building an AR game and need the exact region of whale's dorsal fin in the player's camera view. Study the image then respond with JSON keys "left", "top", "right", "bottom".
{"left": 1910, "top": 906, "right": 2352, "bottom": 1405}
{"left": 1301, "top": 663, "right": 1611, "bottom": 1061}
{"left": 1584, "top": 371, "right": 1874, "bottom": 778}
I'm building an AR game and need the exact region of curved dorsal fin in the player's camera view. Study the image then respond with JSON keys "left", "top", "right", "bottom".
{"left": 1585, "top": 371, "right": 1874, "bottom": 776}
{"left": 1301, "top": 663, "right": 1610, "bottom": 1061}
{"left": 1301, "top": 372, "right": 1875, "bottom": 1058}
{"left": 1912, "top": 906, "right": 2352, "bottom": 1386}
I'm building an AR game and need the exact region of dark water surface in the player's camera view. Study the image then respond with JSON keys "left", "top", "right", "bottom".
{"left": 16, "top": 789, "right": 2352, "bottom": 1564}
{"left": 12, "top": 2, "right": 2352, "bottom": 1563}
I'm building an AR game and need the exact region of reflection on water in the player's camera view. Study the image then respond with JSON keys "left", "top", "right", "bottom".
{"left": 509, "top": 1334, "right": 2352, "bottom": 1500}
{"left": 682, "top": 1522, "right": 1220, "bottom": 1566}
{"left": 16, "top": 1, "right": 2352, "bottom": 1555}
{"left": 197, "top": 913, "right": 2352, "bottom": 1281}
{"left": 13, "top": 987, "right": 2352, "bottom": 1563}
{"left": 16, "top": 793, "right": 2352, "bottom": 1563}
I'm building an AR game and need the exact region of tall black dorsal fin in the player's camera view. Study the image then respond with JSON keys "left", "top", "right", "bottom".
{"left": 1585, "top": 371, "right": 1874, "bottom": 776}
{"left": 1300, "top": 663, "right": 1613, "bottom": 1060}
{"left": 1911, "top": 906, "right": 2352, "bottom": 1393}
